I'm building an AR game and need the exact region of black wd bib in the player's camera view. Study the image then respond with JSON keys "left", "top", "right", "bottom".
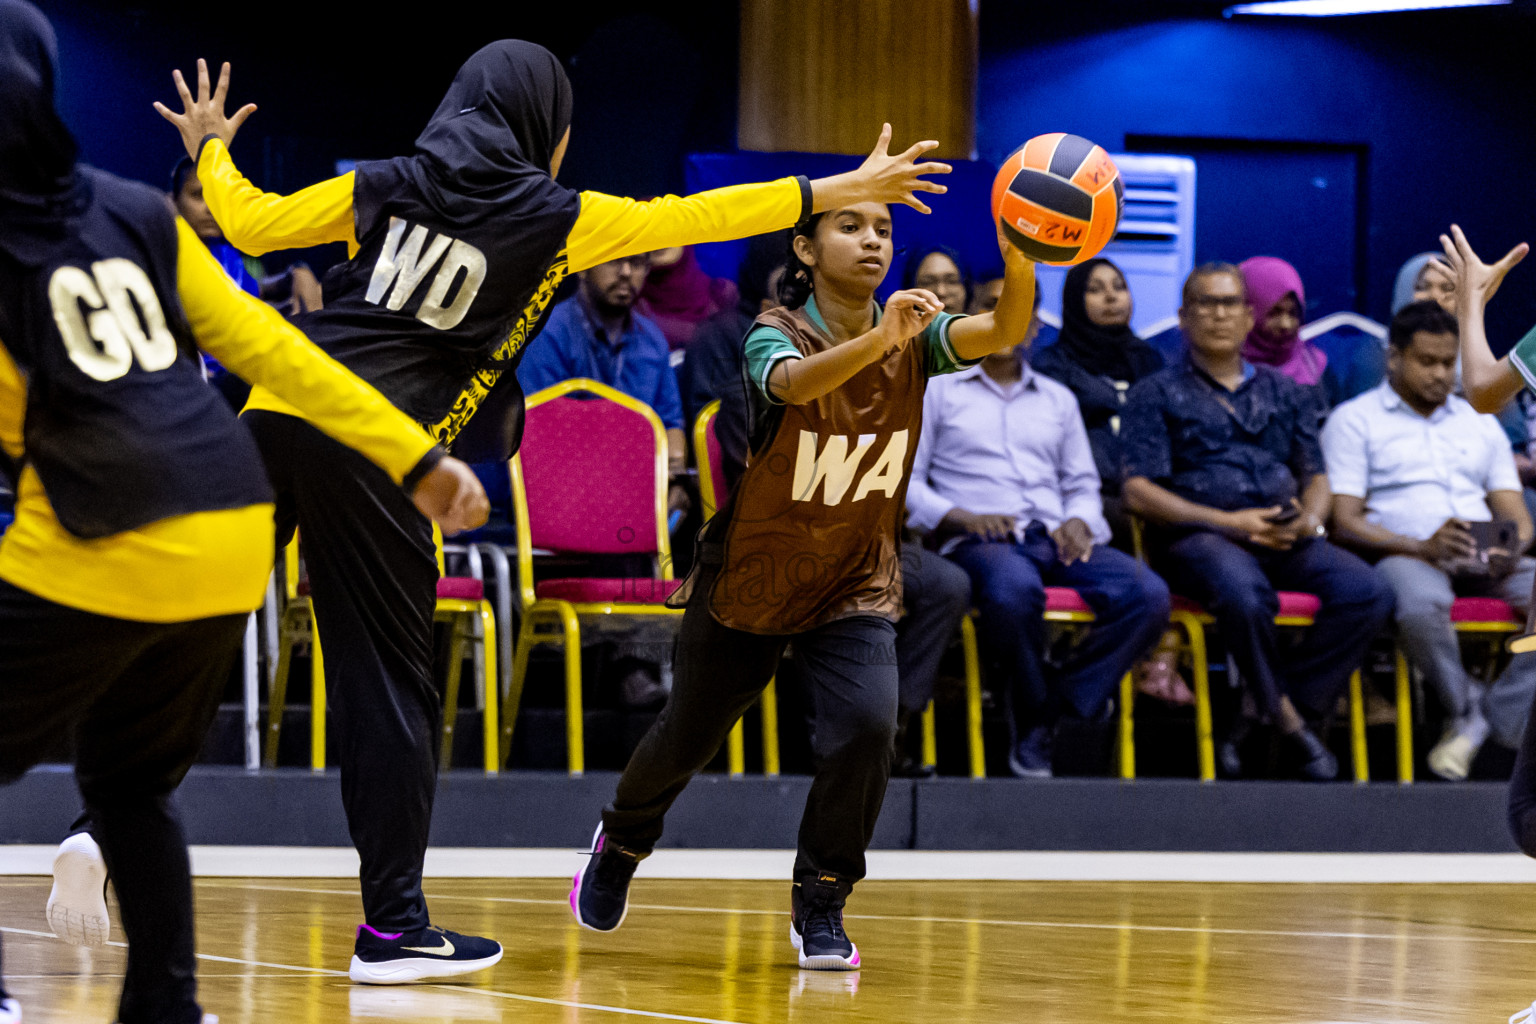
{"left": 0, "top": 168, "right": 271, "bottom": 538}
{"left": 293, "top": 157, "right": 579, "bottom": 461}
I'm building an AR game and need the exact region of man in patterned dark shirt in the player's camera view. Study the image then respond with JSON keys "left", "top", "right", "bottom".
{"left": 1121, "top": 263, "right": 1392, "bottom": 781}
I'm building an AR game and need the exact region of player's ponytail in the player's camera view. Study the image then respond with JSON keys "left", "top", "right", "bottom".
{"left": 777, "top": 213, "right": 824, "bottom": 310}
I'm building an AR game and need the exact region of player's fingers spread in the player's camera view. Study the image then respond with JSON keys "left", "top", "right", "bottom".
{"left": 915, "top": 181, "right": 949, "bottom": 195}
{"left": 230, "top": 103, "right": 258, "bottom": 130}
{"left": 213, "top": 61, "right": 231, "bottom": 104}
{"left": 898, "top": 139, "right": 940, "bottom": 161}
{"left": 196, "top": 58, "right": 211, "bottom": 101}
{"left": 172, "top": 68, "right": 194, "bottom": 107}
{"left": 906, "top": 196, "right": 932, "bottom": 215}
{"left": 873, "top": 122, "right": 892, "bottom": 155}
{"left": 152, "top": 101, "right": 179, "bottom": 124}
{"left": 1500, "top": 243, "right": 1530, "bottom": 269}
{"left": 915, "top": 161, "right": 953, "bottom": 176}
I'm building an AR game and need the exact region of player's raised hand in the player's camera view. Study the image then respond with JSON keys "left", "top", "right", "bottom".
{"left": 811, "top": 124, "right": 952, "bottom": 216}
{"left": 154, "top": 59, "right": 258, "bottom": 160}
{"left": 1435, "top": 224, "right": 1528, "bottom": 308}
{"left": 411, "top": 457, "right": 491, "bottom": 536}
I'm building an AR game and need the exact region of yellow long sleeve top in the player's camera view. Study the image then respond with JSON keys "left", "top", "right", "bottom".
{"left": 194, "top": 139, "right": 804, "bottom": 436}
{"left": 0, "top": 217, "right": 440, "bottom": 622}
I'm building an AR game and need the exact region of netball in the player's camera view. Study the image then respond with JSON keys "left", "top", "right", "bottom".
{"left": 991, "top": 132, "right": 1123, "bottom": 265}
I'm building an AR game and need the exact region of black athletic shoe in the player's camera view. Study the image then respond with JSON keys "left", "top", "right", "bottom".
{"left": 790, "top": 873, "right": 860, "bottom": 970}
{"left": 348, "top": 923, "right": 503, "bottom": 984}
{"left": 570, "top": 823, "right": 647, "bottom": 932}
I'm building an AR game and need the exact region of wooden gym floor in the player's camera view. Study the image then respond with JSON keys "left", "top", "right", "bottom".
{"left": 2, "top": 875, "right": 1533, "bottom": 1023}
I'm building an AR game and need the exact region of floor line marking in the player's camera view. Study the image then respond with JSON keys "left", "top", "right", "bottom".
{"left": 418, "top": 984, "right": 754, "bottom": 1024}
{"left": 205, "top": 881, "right": 1536, "bottom": 947}
{"left": 0, "top": 925, "right": 752, "bottom": 1023}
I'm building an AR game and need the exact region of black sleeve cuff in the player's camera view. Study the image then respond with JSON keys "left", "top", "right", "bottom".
{"left": 794, "top": 175, "right": 813, "bottom": 222}
{"left": 194, "top": 133, "right": 222, "bottom": 163}
{"left": 402, "top": 445, "right": 447, "bottom": 492}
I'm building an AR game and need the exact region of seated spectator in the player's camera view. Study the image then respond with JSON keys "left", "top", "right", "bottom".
{"left": 172, "top": 157, "right": 322, "bottom": 410}
{"left": 1123, "top": 263, "right": 1394, "bottom": 781}
{"left": 637, "top": 245, "right": 739, "bottom": 351}
{"left": 908, "top": 297, "right": 1171, "bottom": 778}
{"left": 905, "top": 244, "right": 971, "bottom": 314}
{"left": 1324, "top": 300, "right": 1536, "bottom": 780}
{"left": 1032, "top": 258, "right": 1164, "bottom": 546}
{"left": 1395, "top": 251, "right": 1456, "bottom": 315}
{"left": 683, "top": 229, "right": 789, "bottom": 462}
{"left": 1239, "top": 256, "right": 1330, "bottom": 398}
{"left": 969, "top": 272, "right": 1003, "bottom": 315}
{"left": 517, "top": 252, "right": 690, "bottom": 708}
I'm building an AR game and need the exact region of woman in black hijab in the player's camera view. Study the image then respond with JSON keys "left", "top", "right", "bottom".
{"left": 155, "top": 49, "right": 951, "bottom": 984}
{"left": 1032, "top": 258, "right": 1164, "bottom": 532}
{"left": 0, "top": 3, "right": 490, "bottom": 1020}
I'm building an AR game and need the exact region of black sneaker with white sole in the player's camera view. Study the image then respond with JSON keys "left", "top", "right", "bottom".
{"left": 348, "top": 924, "right": 502, "bottom": 984}
{"left": 570, "top": 823, "right": 647, "bottom": 932}
{"left": 790, "top": 873, "right": 860, "bottom": 970}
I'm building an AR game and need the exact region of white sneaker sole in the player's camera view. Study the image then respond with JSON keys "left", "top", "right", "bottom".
{"left": 348, "top": 947, "right": 503, "bottom": 985}
{"left": 46, "top": 833, "right": 110, "bottom": 948}
{"left": 570, "top": 822, "right": 629, "bottom": 933}
{"left": 789, "top": 920, "right": 860, "bottom": 971}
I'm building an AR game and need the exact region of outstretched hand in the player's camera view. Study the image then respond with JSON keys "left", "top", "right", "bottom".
{"left": 411, "top": 457, "right": 490, "bottom": 536}
{"left": 153, "top": 58, "right": 257, "bottom": 161}
{"left": 1434, "top": 223, "right": 1528, "bottom": 309}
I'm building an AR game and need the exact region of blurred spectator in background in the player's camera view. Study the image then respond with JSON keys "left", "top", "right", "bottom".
{"left": 1123, "top": 263, "right": 1393, "bottom": 782}
{"left": 1324, "top": 300, "right": 1536, "bottom": 781}
{"left": 172, "top": 157, "right": 322, "bottom": 409}
{"left": 1032, "top": 258, "right": 1164, "bottom": 548}
{"left": 683, "top": 230, "right": 789, "bottom": 473}
{"left": 909, "top": 293, "right": 1170, "bottom": 778}
{"left": 637, "top": 245, "right": 738, "bottom": 351}
{"left": 1239, "top": 256, "right": 1330, "bottom": 400}
{"left": 905, "top": 244, "right": 971, "bottom": 314}
{"left": 1395, "top": 252, "right": 1457, "bottom": 315}
{"left": 969, "top": 271, "right": 1003, "bottom": 316}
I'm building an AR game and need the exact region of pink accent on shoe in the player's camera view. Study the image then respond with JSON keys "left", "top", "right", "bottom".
{"left": 849, "top": 949, "right": 861, "bottom": 966}
{"left": 595, "top": 833, "right": 606, "bottom": 853}
{"left": 357, "top": 924, "right": 403, "bottom": 941}
{"left": 569, "top": 870, "right": 583, "bottom": 917}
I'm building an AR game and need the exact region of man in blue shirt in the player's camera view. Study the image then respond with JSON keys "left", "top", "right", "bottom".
{"left": 519, "top": 251, "right": 688, "bottom": 505}
{"left": 1122, "top": 263, "right": 1393, "bottom": 781}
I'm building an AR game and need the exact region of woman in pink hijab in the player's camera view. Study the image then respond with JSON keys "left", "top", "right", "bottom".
{"left": 637, "top": 245, "right": 740, "bottom": 350}
{"left": 1239, "top": 256, "right": 1327, "bottom": 389}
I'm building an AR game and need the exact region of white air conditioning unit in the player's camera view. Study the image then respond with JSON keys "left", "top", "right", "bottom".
{"left": 1034, "top": 154, "right": 1196, "bottom": 342}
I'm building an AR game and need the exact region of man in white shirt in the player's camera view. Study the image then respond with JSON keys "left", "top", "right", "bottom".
{"left": 907, "top": 328, "right": 1170, "bottom": 778}
{"left": 1323, "top": 300, "right": 1536, "bottom": 781}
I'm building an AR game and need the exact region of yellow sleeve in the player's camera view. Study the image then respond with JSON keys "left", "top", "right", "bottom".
{"left": 174, "top": 217, "right": 436, "bottom": 486}
{"left": 566, "top": 178, "right": 803, "bottom": 274}
{"left": 0, "top": 339, "right": 23, "bottom": 461}
{"left": 197, "top": 138, "right": 359, "bottom": 258}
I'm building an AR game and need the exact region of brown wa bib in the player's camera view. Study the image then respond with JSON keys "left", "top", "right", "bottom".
{"left": 706, "top": 304, "right": 927, "bottom": 634}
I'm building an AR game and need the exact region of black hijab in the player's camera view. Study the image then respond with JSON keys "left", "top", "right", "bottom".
{"left": 361, "top": 39, "right": 576, "bottom": 231}
{"left": 0, "top": 0, "right": 85, "bottom": 265}
{"left": 1056, "top": 258, "right": 1160, "bottom": 383}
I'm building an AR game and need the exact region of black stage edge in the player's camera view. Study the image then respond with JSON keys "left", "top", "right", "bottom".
{"left": 0, "top": 766, "right": 1517, "bottom": 853}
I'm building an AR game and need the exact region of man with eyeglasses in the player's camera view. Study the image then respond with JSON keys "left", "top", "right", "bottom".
{"left": 1120, "top": 263, "right": 1393, "bottom": 781}
{"left": 518, "top": 251, "right": 690, "bottom": 707}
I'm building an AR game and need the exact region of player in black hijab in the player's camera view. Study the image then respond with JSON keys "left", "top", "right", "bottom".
{"left": 156, "top": 44, "right": 951, "bottom": 984}
{"left": 0, "top": 2, "right": 490, "bottom": 1019}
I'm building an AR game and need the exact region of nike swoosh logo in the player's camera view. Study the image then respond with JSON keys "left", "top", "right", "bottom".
{"left": 402, "top": 937, "right": 456, "bottom": 956}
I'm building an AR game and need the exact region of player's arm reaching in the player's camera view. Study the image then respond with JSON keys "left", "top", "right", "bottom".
{"left": 156, "top": 60, "right": 952, "bottom": 268}
{"left": 1435, "top": 223, "right": 1530, "bottom": 413}
{"left": 173, "top": 217, "right": 488, "bottom": 533}
{"left": 946, "top": 232, "right": 1037, "bottom": 361}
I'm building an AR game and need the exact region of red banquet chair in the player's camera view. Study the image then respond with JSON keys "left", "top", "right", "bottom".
{"left": 502, "top": 379, "right": 682, "bottom": 775}
{"left": 1390, "top": 596, "right": 1523, "bottom": 784}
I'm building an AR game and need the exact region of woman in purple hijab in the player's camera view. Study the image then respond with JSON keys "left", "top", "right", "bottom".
{"left": 1240, "top": 255, "right": 1328, "bottom": 389}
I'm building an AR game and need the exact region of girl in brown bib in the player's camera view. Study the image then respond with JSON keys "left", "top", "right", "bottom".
{"left": 575, "top": 200, "right": 1037, "bottom": 970}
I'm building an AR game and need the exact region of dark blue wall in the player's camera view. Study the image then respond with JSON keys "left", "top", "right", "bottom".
{"left": 978, "top": 5, "right": 1536, "bottom": 340}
